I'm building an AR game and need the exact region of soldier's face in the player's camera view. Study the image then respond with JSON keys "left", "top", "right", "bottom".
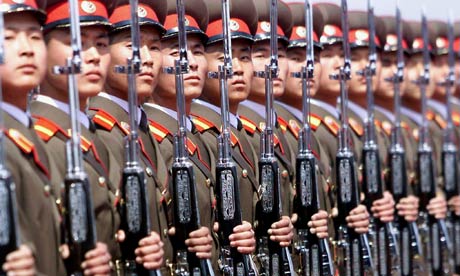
{"left": 44, "top": 26, "right": 110, "bottom": 100}
{"left": 376, "top": 51, "right": 398, "bottom": 99}
{"left": 403, "top": 53, "right": 435, "bottom": 100}
{"left": 348, "top": 47, "right": 380, "bottom": 97}
{"left": 285, "top": 47, "right": 321, "bottom": 99}
{"left": 318, "top": 43, "right": 342, "bottom": 96}
{"left": 455, "top": 58, "right": 460, "bottom": 96}
{"left": 250, "top": 40, "right": 289, "bottom": 101}
{"left": 155, "top": 35, "right": 207, "bottom": 103}
{"left": 431, "top": 54, "right": 449, "bottom": 98}
{"left": 203, "top": 39, "right": 253, "bottom": 109}
{"left": 1, "top": 13, "right": 46, "bottom": 97}
{"left": 106, "top": 27, "right": 162, "bottom": 100}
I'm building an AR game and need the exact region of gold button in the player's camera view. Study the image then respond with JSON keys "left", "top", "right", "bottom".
{"left": 282, "top": 170, "right": 289, "bottom": 178}
{"left": 206, "top": 178, "right": 211, "bottom": 187}
{"left": 44, "top": 185, "right": 51, "bottom": 196}
{"left": 146, "top": 167, "right": 153, "bottom": 177}
{"left": 242, "top": 169, "right": 248, "bottom": 178}
{"left": 98, "top": 176, "right": 106, "bottom": 187}
{"left": 163, "top": 228, "right": 169, "bottom": 238}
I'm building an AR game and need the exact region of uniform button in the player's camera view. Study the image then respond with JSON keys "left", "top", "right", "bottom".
{"left": 146, "top": 167, "right": 153, "bottom": 177}
{"left": 282, "top": 170, "right": 289, "bottom": 178}
{"left": 98, "top": 176, "right": 106, "bottom": 187}
{"left": 206, "top": 178, "right": 211, "bottom": 187}
{"left": 44, "top": 185, "right": 51, "bottom": 196}
{"left": 163, "top": 228, "right": 169, "bottom": 238}
{"left": 242, "top": 169, "right": 248, "bottom": 178}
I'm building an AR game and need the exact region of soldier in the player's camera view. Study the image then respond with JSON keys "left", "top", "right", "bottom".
{"left": 0, "top": 1, "right": 64, "bottom": 275}
{"left": 374, "top": 15, "right": 420, "bottom": 227}
{"left": 28, "top": 0, "right": 122, "bottom": 274}
{"left": 143, "top": 0, "right": 256, "bottom": 271}
{"left": 86, "top": 0, "right": 170, "bottom": 271}
{"left": 400, "top": 20, "right": 448, "bottom": 221}
{"left": 275, "top": 2, "right": 331, "bottom": 227}
{"left": 236, "top": 0, "right": 296, "bottom": 246}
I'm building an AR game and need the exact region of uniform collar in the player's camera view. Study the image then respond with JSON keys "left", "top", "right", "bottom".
{"left": 239, "top": 99, "right": 277, "bottom": 125}
{"left": 144, "top": 102, "right": 193, "bottom": 132}
{"left": 401, "top": 107, "right": 423, "bottom": 125}
{"left": 1, "top": 102, "right": 30, "bottom": 128}
{"left": 98, "top": 92, "right": 142, "bottom": 125}
{"left": 375, "top": 105, "right": 395, "bottom": 122}
{"left": 310, "top": 98, "right": 339, "bottom": 118}
{"left": 275, "top": 101, "right": 303, "bottom": 122}
{"left": 193, "top": 99, "right": 239, "bottom": 129}
{"left": 344, "top": 100, "right": 368, "bottom": 121}
{"left": 427, "top": 99, "right": 447, "bottom": 119}
{"left": 35, "top": 95, "right": 90, "bottom": 129}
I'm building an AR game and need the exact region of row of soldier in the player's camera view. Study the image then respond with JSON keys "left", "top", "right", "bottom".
{"left": 0, "top": 0, "right": 458, "bottom": 275}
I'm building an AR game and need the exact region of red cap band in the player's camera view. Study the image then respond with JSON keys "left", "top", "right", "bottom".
{"left": 206, "top": 18, "right": 251, "bottom": 38}
{"left": 384, "top": 34, "right": 408, "bottom": 50}
{"left": 164, "top": 14, "right": 200, "bottom": 30}
{"left": 289, "top": 25, "right": 319, "bottom": 42}
{"left": 110, "top": 3, "right": 159, "bottom": 25}
{"left": 349, "top": 29, "right": 381, "bottom": 47}
{"left": 45, "top": 0, "right": 109, "bottom": 27}
{"left": 255, "top": 21, "right": 285, "bottom": 37}
{"left": 412, "top": 37, "right": 432, "bottom": 51}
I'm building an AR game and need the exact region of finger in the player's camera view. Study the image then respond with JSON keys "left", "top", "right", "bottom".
{"left": 6, "top": 268, "right": 36, "bottom": 276}
{"left": 6, "top": 246, "right": 33, "bottom": 262}
{"left": 188, "top": 227, "right": 209, "bottom": 238}
{"left": 3, "top": 257, "right": 34, "bottom": 272}
{"left": 229, "top": 231, "right": 254, "bottom": 242}
{"left": 138, "top": 249, "right": 164, "bottom": 263}
{"left": 268, "top": 226, "right": 293, "bottom": 236}
{"left": 135, "top": 243, "right": 163, "bottom": 257}
{"left": 82, "top": 253, "right": 111, "bottom": 270}
{"left": 230, "top": 238, "right": 255, "bottom": 249}
{"left": 237, "top": 246, "right": 256, "bottom": 254}
{"left": 185, "top": 236, "right": 212, "bottom": 247}
{"left": 187, "top": 243, "right": 212, "bottom": 254}
{"left": 233, "top": 222, "right": 252, "bottom": 233}
{"left": 308, "top": 218, "right": 328, "bottom": 228}
{"left": 143, "top": 260, "right": 164, "bottom": 270}
{"left": 83, "top": 263, "right": 111, "bottom": 276}
{"left": 195, "top": 252, "right": 212, "bottom": 259}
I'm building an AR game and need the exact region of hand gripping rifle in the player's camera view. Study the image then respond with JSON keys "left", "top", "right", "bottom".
{"left": 114, "top": 1, "right": 161, "bottom": 275}
{"left": 438, "top": 14, "right": 460, "bottom": 274}
{"left": 253, "top": 0, "right": 294, "bottom": 275}
{"left": 329, "top": 0, "right": 373, "bottom": 275}
{"left": 207, "top": 1, "right": 256, "bottom": 275}
{"left": 0, "top": 5, "right": 20, "bottom": 275}
{"left": 53, "top": 0, "right": 97, "bottom": 274}
{"left": 357, "top": 1, "right": 399, "bottom": 275}
{"left": 385, "top": 4, "right": 422, "bottom": 275}
{"left": 290, "top": 1, "right": 333, "bottom": 275}
{"left": 415, "top": 9, "right": 452, "bottom": 275}
{"left": 163, "top": 0, "right": 214, "bottom": 275}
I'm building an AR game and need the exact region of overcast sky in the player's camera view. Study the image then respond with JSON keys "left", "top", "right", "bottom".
{"left": 284, "top": 0, "right": 460, "bottom": 21}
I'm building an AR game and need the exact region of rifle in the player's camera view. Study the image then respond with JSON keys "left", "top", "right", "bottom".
{"left": 0, "top": 4, "right": 20, "bottom": 275}
{"left": 53, "top": 0, "right": 97, "bottom": 273}
{"left": 207, "top": 1, "right": 256, "bottom": 275}
{"left": 329, "top": 0, "right": 373, "bottom": 275}
{"left": 357, "top": 1, "right": 399, "bottom": 275}
{"left": 163, "top": 0, "right": 214, "bottom": 275}
{"left": 253, "top": 0, "right": 294, "bottom": 275}
{"left": 438, "top": 13, "right": 459, "bottom": 274}
{"left": 415, "top": 9, "right": 452, "bottom": 275}
{"left": 385, "top": 4, "right": 423, "bottom": 275}
{"left": 290, "top": 1, "right": 333, "bottom": 275}
{"left": 114, "top": 0, "right": 161, "bottom": 275}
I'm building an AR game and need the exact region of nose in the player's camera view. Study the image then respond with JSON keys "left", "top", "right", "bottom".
{"left": 83, "top": 45, "right": 101, "bottom": 65}
{"left": 188, "top": 50, "right": 198, "bottom": 71}
{"left": 140, "top": 45, "right": 154, "bottom": 67}
{"left": 233, "top": 57, "right": 243, "bottom": 76}
{"left": 18, "top": 33, "right": 34, "bottom": 57}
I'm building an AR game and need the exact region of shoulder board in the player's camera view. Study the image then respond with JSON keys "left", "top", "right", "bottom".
{"left": 230, "top": 131, "right": 239, "bottom": 147}
{"left": 453, "top": 111, "right": 460, "bottom": 127}
{"left": 91, "top": 109, "right": 117, "bottom": 131}
{"left": 190, "top": 114, "right": 219, "bottom": 133}
{"left": 309, "top": 113, "right": 321, "bottom": 131}
{"left": 434, "top": 114, "right": 447, "bottom": 129}
{"left": 426, "top": 110, "right": 435, "bottom": 120}
{"left": 287, "top": 119, "right": 300, "bottom": 139}
{"left": 381, "top": 121, "right": 392, "bottom": 136}
{"left": 66, "top": 130, "right": 92, "bottom": 152}
{"left": 277, "top": 115, "right": 288, "bottom": 133}
{"left": 412, "top": 128, "right": 419, "bottom": 141}
{"left": 374, "top": 119, "right": 382, "bottom": 129}
{"left": 239, "top": 115, "right": 257, "bottom": 135}
{"left": 186, "top": 137, "right": 197, "bottom": 155}
{"left": 348, "top": 117, "right": 363, "bottom": 137}
{"left": 323, "top": 116, "right": 339, "bottom": 136}
{"left": 6, "top": 129, "right": 34, "bottom": 154}
{"left": 401, "top": 121, "right": 410, "bottom": 131}
{"left": 33, "top": 116, "right": 61, "bottom": 142}
{"left": 148, "top": 119, "right": 172, "bottom": 142}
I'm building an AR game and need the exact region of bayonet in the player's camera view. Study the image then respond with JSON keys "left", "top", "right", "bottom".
{"left": 163, "top": 0, "right": 214, "bottom": 275}
{"left": 329, "top": 0, "right": 373, "bottom": 275}
{"left": 52, "top": 0, "right": 97, "bottom": 273}
{"left": 0, "top": 2, "right": 20, "bottom": 272}
{"left": 291, "top": 0, "right": 333, "bottom": 275}
{"left": 114, "top": 0, "right": 161, "bottom": 275}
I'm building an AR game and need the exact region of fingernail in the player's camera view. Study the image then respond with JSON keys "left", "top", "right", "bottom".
{"left": 81, "top": 262, "right": 87, "bottom": 269}
{"left": 267, "top": 229, "right": 272, "bottom": 235}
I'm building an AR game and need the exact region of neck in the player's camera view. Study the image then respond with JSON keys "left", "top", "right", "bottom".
{"left": 279, "top": 94, "right": 302, "bottom": 111}
{"left": 314, "top": 89, "right": 338, "bottom": 106}
{"left": 375, "top": 96, "right": 394, "bottom": 112}
{"left": 4, "top": 90, "right": 29, "bottom": 111}
{"left": 104, "top": 83, "right": 127, "bottom": 102}
{"left": 41, "top": 79, "right": 88, "bottom": 112}
{"left": 150, "top": 94, "right": 191, "bottom": 115}
{"left": 431, "top": 92, "right": 445, "bottom": 103}
{"left": 349, "top": 93, "right": 367, "bottom": 109}
{"left": 247, "top": 93, "right": 265, "bottom": 105}
{"left": 402, "top": 96, "right": 421, "bottom": 113}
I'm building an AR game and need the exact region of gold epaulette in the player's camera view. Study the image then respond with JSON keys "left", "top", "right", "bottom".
{"left": 191, "top": 114, "right": 218, "bottom": 133}
{"left": 323, "top": 116, "right": 339, "bottom": 136}
{"left": 277, "top": 115, "right": 288, "bottom": 133}
{"left": 434, "top": 114, "right": 447, "bottom": 129}
{"left": 349, "top": 117, "right": 363, "bottom": 136}
{"left": 239, "top": 115, "right": 257, "bottom": 135}
{"left": 148, "top": 119, "right": 172, "bottom": 142}
{"left": 453, "top": 111, "right": 460, "bottom": 127}
{"left": 91, "top": 109, "right": 117, "bottom": 131}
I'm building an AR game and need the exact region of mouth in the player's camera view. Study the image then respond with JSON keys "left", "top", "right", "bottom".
{"left": 18, "top": 64, "right": 37, "bottom": 72}
{"left": 85, "top": 70, "right": 102, "bottom": 80}
{"left": 184, "top": 75, "right": 201, "bottom": 82}
{"left": 138, "top": 71, "right": 155, "bottom": 79}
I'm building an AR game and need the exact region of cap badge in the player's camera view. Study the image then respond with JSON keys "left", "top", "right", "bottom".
{"left": 413, "top": 39, "right": 421, "bottom": 49}
{"left": 184, "top": 17, "right": 189, "bottom": 26}
{"left": 296, "top": 26, "right": 306, "bottom": 38}
{"left": 138, "top": 6, "right": 147, "bottom": 18}
{"left": 261, "top": 21, "right": 270, "bottom": 33}
{"left": 12, "top": 0, "right": 25, "bottom": 4}
{"left": 436, "top": 37, "right": 446, "bottom": 48}
{"left": 355, "top": 30, "right": 369, "bottom": 41}
{"left": 230, "top": 19, "right": 239, "bottom": 31}
{"left": 0, "top": 3, "right": 10, "bottom": 12}
{"left": 386, "top": 34, "right": 397, "bottom": 46}
{"left": 324, "top": 25, "right": 337, "bottom": 36}
{"left": 81, "top": 0, "right": 96, "bottom": 14}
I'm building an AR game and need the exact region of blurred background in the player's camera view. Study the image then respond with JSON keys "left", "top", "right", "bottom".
{"left": 283, "top": 0, "right": 460, "bottom": 21}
